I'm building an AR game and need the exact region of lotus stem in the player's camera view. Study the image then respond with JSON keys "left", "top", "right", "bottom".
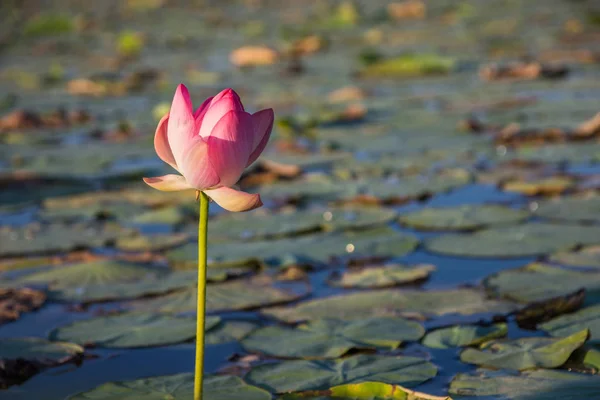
{"left": 194, "top": 191, "right": 209, "bottom": 400}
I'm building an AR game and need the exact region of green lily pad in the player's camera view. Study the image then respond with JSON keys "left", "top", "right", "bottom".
{"left": 449, "top": 369, "right": 600, "bottom": 398}
{"left": 252, "top": 174, "right": 353, "bottom": 202}
{"left": 0, "top": 222, "right": 134, "bottom": 257}
{"left": 399, "top": 205, "right": 529, "bottom": 231}
{"left": 534, "top": 195, "right": 600, "bottom": 223}
{"left": 49, "top": 313, "right": 203, "bottom": 348}
{"left": 513, "top": 143, "right": 600, "bottom": 164}
{"left": 460, "top": 329, "right": 589, "bottom": 371}
{"left": 70, "top": 374, "right": 271, "bottom": 400}
{"left": 16, "top": 260, "right": 164, "bottom": 290}
{"left": 168, "top": 228, "right": 418, "bottom": 269}
{"left": 283, "top": 382, "right": 451, "bottom": 399}
{"left": 115, "top": 233, "right": 189, "bottom": 252}
{"left": 130, "top": 278, "right": 307, "bottom": 313}
{"left": 264, "top": 288, "right": 516, "bottom": 323}
{"left": 245, "top": 354, "right": 437, "bottom": 393}
{"left": 540, "top": 304, "right": 600, "bottom": 345}
{"left": 40, "top": 201, "right": 145, "bottom": 222}
{"left": 52, "top": 266, "right": 257, "bottom": 303}
{"left": 425, "top": 223, "right": 600, "bottom": 258}
{"left": 130, "top": 206, "right": 190, "bottom": 225}
{"left": 242, "top": 317, "right": 424, "bottom": 359}
{"left": 328, "top": 264, "right": 435, "bottom": 288}
{"left": 207, "top": 206, "right": 397, "bottom": 241}
{"left": 549, "top": 245, "right": 600, "bottom": 269}
{"left": 0, "top": 337, "right": 84, "bottom": 363}
{"left": 422, "top": 323, "right": 508, "bottom": 349}
{"left": 205, "top": 320, "right": 259, "bottom": 345}
{"left": 360, "top": 54, "right": 455, "bottom": 78}
{"left": 484, "top": 262, "right": 600, "bottom": 303}
{"left": 360, "top": 170, "right": 471, "bottom": 202}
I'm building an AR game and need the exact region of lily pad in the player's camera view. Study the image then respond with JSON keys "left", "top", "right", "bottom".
{"left": 245, "top": 354, "right": 438, "bottom": 393}
{"left": 130, "top": 206, "right": 190, "bottom": 225}
{"left": 0, "top": 337, "right": 83, "bottom": 362}
{"left": 540, "top": 305, "right": 600, "bottom": 345}
{"left": 115, "top": 233, "right": 189, "bottom": 252}
{"left": 549, "top": 246, "right": 600, "bottom": 269}
{"left": 242, "top": 317, "right": 424, "bottom": 358}
{"left": 484, "top": 262, "right": 600, "bottom": 303}
{"left": 16, "top": 260, "right": 164, "bottom": 290}
{"left": 460, "top": 329, "right": 589, "bottom": 370}
{"left": 0, "top": 222, "right": 134, "bottom": 257}
{"left": 360, "top": 170, "right": 471, "bottom": 202}
{"left": 207, "top": 207, "right": 397, "bottom": 241}
{"left": 264, "top": 288, "right": 516, "bottom": 323}
{"left": 49, "top": 313, "right": 202, "bottom": 348}
{"left": 130, "top": 278, "right": 306, "bottom": 313}
{"left": 70, "top": 373, "right": 271, "bottom": 400}
{"left": 422, "top": 323, "right": 508, "bottom": 349}
{"left": 449, "top": 369, "right": 600, "bottom": 398}
{"left": 0, "top": 337, "right": 84, "bottom": 388}
{"left": 360, "top": 54, "right": 455, "bottom": 78}
{"left": 534, "top": 195, "right": 600, "bottom": 223}
{"left": 399, "top": 205, "right": 529, "bottom": 231}
{"left": 283, "top": 381, "right": 451, "bottom": 399}
{"left": 168, "top": 228, "right": 418, "bottom": 269}
{"left": 425, "top": 223, "right": 600, "bottom": 258}
{"left": 40, "top": 201, "right": 145, "bottom": 222}
{"left": 328, "top": 264, "right": 435, "bottom": 288}
{"left": 52, "top": 266, "right": 257, "bottom": 303}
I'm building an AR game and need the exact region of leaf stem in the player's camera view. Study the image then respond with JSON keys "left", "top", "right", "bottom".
{"left": 194, "top": 191, "right": 209, "bottom": 400}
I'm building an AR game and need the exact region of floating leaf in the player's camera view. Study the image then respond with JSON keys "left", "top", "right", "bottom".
{"left": 534, "top": 195, "right": 600, "bottom": 223}
{"left": 17, "top": 260, "right": 163, "bottom": 290}
{"left": 49, "top": 313, "right": 203, "bottom": 348}
{"left": 360, "top": 54, "right": 455, "bottom": 77}
{"left": 246, "top": 354, "right": 437, "bottom": 393}
{"left": 549, "top": 245, "right": 600, "bottom": 269}
{"left": 130, "top": 279, "right": 306, "bottom": 313}
{"left": 115, "top": 233, "right": 189, "bottom": 252}
{"left": 328, "top": 264, "right": 435, "bottom": 288}
{"left": 0, "top": 223, "right": 134, "bottom": 257}
{"left": 207, "top": 207, "right": 397, "bottom": 241}
{"left": 399, "top": 205, "right": 529, "bottom": 231}
{"left": 449, "top": 369, "right": 600, "bottom": 398}
{"left": 285, "top": 381, "right": 452, "bottom": 399}
{"left": 168, "top": 228, "right": 418, "bottom": 269}
{"left": 70, "top": 374, "right": 271, "bottom": 400}
{"left": 242, "top": 317, "right": 424, "bottom": 358}
{"left": 264, "top": 288, "right": 516, "bottom": 323}
{"left": 426, "top": 223, "right": 600, "bottom": 258}
{"left": 422, "top": 323, "right": 508, "bottom": 349}
{"left": 0, "top": 337, "right": 83, "bottom": 388}
{"left": 484, "top": 263, "right": 600, "bottom": 303}
{"left": 460, "top": 329, "right": 588, "bottom": 370}
{"left": 540, "top": 305, "right": 600, "bottom": 345}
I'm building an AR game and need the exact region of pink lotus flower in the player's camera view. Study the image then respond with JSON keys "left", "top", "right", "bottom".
{"left": 143, "top": 84, "right": 274, "bottom": 212}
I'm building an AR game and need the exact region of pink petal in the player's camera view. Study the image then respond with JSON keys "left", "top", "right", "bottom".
{"left": 193, "top": 96, "right": 213, "bottom": 122}
{"left": 198, "top": 89, "right": 245, "bottom": 139}
{"left": 207, "top": 110, "right": 254, "bottom": 187}
{"left": 167, "top": 84, "right": 196, "bottom": 168}
{"left": 153, "top": 113, "right": 178, "bottom": 171}
{"left": 204, "top": 186, "right": 262, "bottom": 212}
{"left": 180, "top": 137, "right": 221, "bottom": 190}
{"left": 143, "top": 174, "right": 193, "bottom": 192}
{"left": 246, "top": 108, "right": 274, "bottom": 167}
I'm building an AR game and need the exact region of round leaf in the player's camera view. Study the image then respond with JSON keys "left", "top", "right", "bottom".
{"left": 459, "top": 329, "right": 589, "bottom": 370}
{"left": 246, "top": 354, "right": 437, "bottom": 393}
{"left": 328, "top": 264, "right": 435, "bottom": 288}
{"left": 422, "top": 323, "right": 508, "bottom": 349}
{"left": 70, "top": 373, "right": 271, "bottom": 400}
{"left": 399, "top": 205, "right": 529, "bottom": 231}
{"left": 242, "top": 317, "right": 424, "bottom": 358}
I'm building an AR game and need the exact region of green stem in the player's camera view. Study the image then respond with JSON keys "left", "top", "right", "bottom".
{"left": 194, "top": 191, "right": 209, "bottom": 400}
